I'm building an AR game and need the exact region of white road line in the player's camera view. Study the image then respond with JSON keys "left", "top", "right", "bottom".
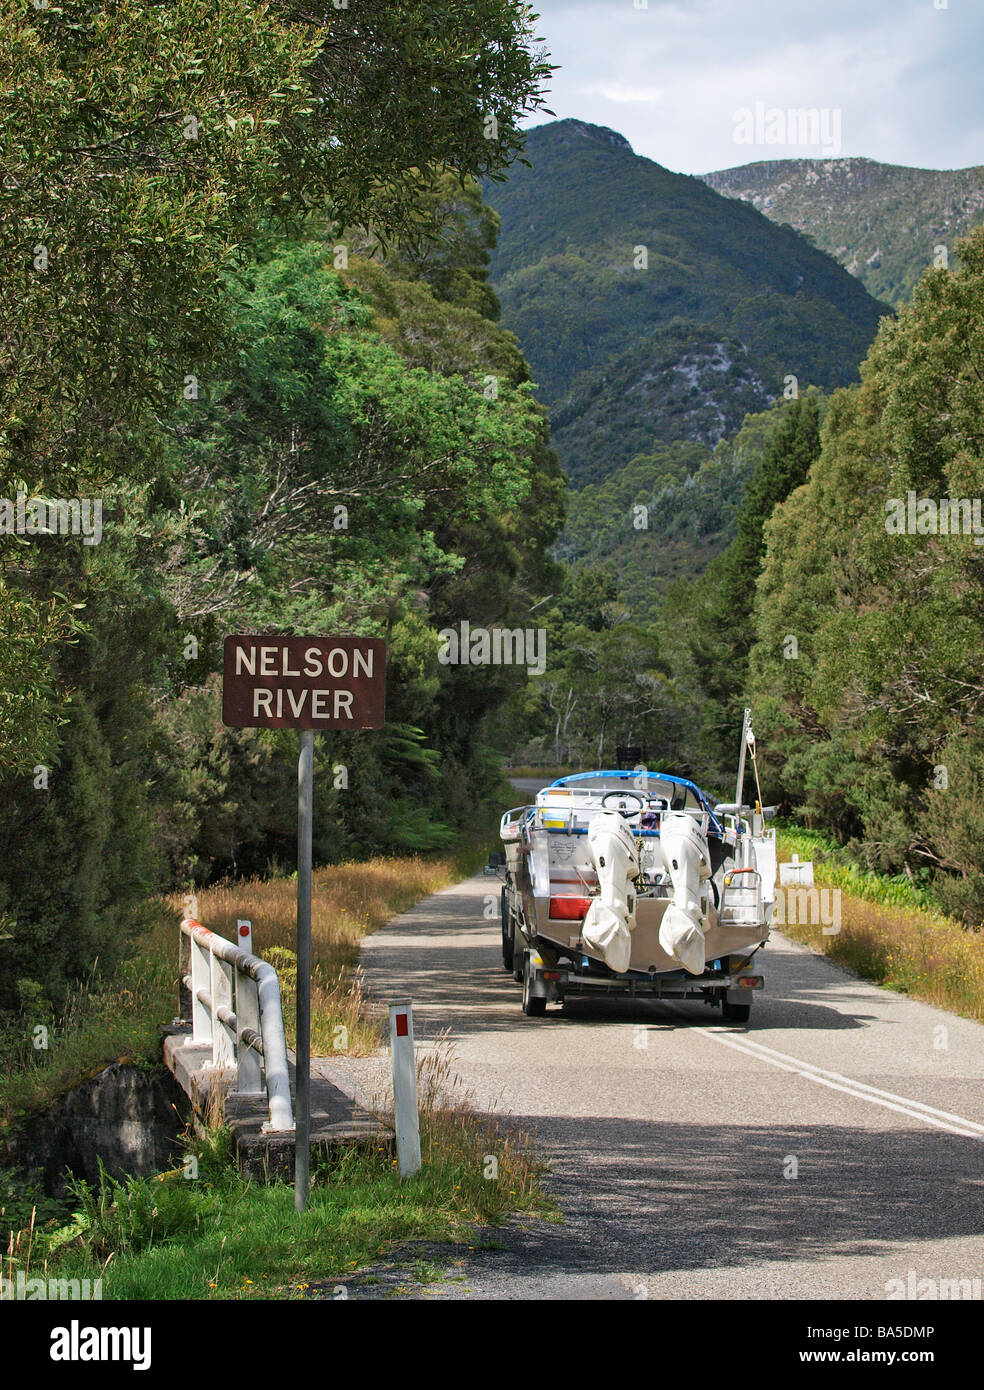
{"left": 662, "top": 1003, "right": 984, "bottom": 1140}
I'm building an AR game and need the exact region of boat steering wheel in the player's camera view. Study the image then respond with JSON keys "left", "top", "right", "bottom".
{"left": 601, "top": 790, "right": 645, "bottom": 820}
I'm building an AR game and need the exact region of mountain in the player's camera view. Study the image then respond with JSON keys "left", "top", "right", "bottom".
{"left": 556, "top": 401, "right": 802, "bottom": 615}
{"left": 483, "top": 119, "right": 888, "bottom": 484}
{"left": 702, "top": 157, "right": 984, "bottom": 306}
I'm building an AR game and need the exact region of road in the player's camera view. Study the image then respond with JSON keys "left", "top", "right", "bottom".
{"left": 330, "top": 861, "right": 984, "bottom": 1300}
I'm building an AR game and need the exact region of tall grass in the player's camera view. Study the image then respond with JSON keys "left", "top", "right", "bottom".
{"left": 777, "top": 828, "right": 984, "bottom": 1021}
{"left": 777, "top": 824, "right": 937, "bottom": 911}
{"left": 194, "top": 858, "right": 464, "bottom": 1055}
{"left": 0, "top": 851, "right": 480, "bottom": 1130}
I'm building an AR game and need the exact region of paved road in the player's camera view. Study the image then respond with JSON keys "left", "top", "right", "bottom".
{"left": 334, "top": 875, "right": 984, "bottom": 1300}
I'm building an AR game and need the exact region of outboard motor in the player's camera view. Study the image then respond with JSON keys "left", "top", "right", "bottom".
{"left": 658, "top": 812, "right": 711, "bottom": 975}
{"left": 582, "top": 811, "right": 639, "bottom": 973}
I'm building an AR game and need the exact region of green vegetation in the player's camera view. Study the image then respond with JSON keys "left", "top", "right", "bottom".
{"left": 778, "top": 824, "right": 937, "bottom": 914}
{"left": 703, "top": 157, "right": 984, "bottom": 306}
{"left": 776, "top": 830, "right": 984, "bottom": 1023}
{"left": 0, "top": 2, "right": 560, "bottom": 1026}
{"left": 747, "top": 224, "right": 984, "bottom": 919}
{"left": 6, "top": 1106, "right": 549, "bottom": 1301}
{"left": 559, "top": 406, "right": 797, "bottom": 617}
{"left": 484, "top": 119, "right": 889, "bottom": 483}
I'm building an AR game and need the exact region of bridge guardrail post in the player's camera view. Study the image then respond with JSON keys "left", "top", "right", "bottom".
{"left": 237, "top": 974, "right": 263, "bottom": 1096}
{"left": 211, "top": 949, "right": 235, "bottom": 1069}
{"left": 190, "top": 928, "right": 212, "bottom": 1046}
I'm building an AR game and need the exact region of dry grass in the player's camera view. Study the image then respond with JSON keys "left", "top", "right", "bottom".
{"left": 1, "top": 855, "right": 462, "bottom": 1126}
{"left": 190, "top": 857, "right": 462, "bottom": 1055}
{"left": 776, "top": 847, "right": 984, "bottom": 1022}
{"left": 358, "top": 1030, "right": 548, "bottom": 1219}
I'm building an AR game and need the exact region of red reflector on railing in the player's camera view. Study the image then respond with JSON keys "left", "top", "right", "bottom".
{"left": 548, "top": 896, "right": 591, "bottom": 920}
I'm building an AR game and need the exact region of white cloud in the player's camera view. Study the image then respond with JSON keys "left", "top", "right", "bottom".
{"left": 525, "top": 0, "right": 984, "bottom": 173}
{"left": 586, "top": 84, "right": 664, "bottom": 105}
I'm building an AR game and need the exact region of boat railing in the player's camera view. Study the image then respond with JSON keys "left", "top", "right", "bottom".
{"left": 515, "top": 802, "right": 721, "bottom": 836}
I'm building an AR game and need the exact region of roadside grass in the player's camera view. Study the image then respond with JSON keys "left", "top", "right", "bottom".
{"left": 776, "top": 824, "right": 938, "bottom": 912}
{"left": 776, "top": 826, "right": 984, "bottom": 1022}
{"left": 1, "top": 808, "right": 555, "bottom": 1298}
{"left": 1, "top": 842, "right": 494, "bottom": 1131}
{"left": 20, "top": 1044, "right": 551, "bottom": 1301}
{"left": 195, "top": 857, "right": 461, "bottom": 1056}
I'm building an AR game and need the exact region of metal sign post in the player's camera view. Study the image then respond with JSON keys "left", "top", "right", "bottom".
{"left": 295, "top": 730, "right": 314, "bottom": 1212}
{"left": 221, "top": 633, "right": 386, "bottom": 1213}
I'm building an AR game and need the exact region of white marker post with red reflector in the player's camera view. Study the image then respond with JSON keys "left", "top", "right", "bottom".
{"left": 388, "top": 998, "right": 421, "bottom": 1178}
{"left": 237, "top": 920, "right": 252, "bottom": 954}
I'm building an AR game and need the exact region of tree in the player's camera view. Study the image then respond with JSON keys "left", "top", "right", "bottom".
{"left": 749, "top": 223, "right": 984, "bottom": 901}
{"left": 0, "top": 2, "right": 555, "bottom": 1014}
{"left": 688, "top": 394, "right": 822, "bottom": 784}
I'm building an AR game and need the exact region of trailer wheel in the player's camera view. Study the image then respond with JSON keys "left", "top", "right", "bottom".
{"left": 501, "top": 888, "right": 514, "bottom": 972}
{"left": 721, "top": 999, "right": 751, "bottom": 1023}
{"left": 521, "top": 953, "right": 546, "bottom": 1017}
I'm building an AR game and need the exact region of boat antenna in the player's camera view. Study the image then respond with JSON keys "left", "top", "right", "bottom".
{"left": 748, "top": 722, "right": 764, "bottom": 811}
{"left": 735, "top": 707, "right": 752, "bottom": 807}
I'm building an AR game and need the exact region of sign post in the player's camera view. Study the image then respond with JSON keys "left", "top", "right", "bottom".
{"left": 295, "top": 729, "right": 314, "bottom": 1211}
{"left": 222, "top": 634, "right": 386, "bottom": 1211}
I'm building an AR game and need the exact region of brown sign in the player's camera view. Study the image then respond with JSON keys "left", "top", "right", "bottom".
{"left": 222, "top": 635, "right": 386, "bottom": 730}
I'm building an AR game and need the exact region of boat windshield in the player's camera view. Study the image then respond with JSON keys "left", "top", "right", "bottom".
{"left": 544, "top": 775, "right": 706, "bottom": 812}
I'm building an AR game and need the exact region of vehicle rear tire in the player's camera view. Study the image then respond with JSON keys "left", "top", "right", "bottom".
{"left": 501, "top": 888, "right": 514, "bottom": 972}
{"left": 721, "top": 1000, "right": 751, "bottom": 1023}
{"left": 522, "top": 953, "right": 547, "bottom": 1016}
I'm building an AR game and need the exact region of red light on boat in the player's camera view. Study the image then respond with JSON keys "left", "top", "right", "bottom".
{"left": 548, "top": 896, "right": 591, "bottom": 921}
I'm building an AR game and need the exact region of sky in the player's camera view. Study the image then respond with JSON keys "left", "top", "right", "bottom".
{"left": 523, "top": 0, "right": 984, "bottom": 174}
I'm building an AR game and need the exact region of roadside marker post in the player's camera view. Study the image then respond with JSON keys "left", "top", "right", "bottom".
{"left": 222, "top": 634, "right": 386, "bottom": 1211}
{"left": 389, "top": 999, "right": 421, "bottom": 1179}
{"left": 237, "top": 919, "right": 252, "bottom": 954}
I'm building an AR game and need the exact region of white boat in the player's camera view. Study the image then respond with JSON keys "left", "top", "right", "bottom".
{"left": 496, "top": 719, "right": 776, "bottom": 1022}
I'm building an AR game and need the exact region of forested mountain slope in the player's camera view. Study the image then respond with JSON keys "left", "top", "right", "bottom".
{"left": 484, "top": 119, "right": 889, "bottom": 483}
{"left": 703, "top": 156, "right": 984, "bottom": 306}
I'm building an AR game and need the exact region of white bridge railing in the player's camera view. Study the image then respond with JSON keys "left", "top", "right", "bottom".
{"left": 180, "top": 918, "right": 294, "bottom": 1133}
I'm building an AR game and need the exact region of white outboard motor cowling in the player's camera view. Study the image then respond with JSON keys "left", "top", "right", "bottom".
{"left": 581, "top": 812, "right": 639, "bottom": 974}
{"left": 658, "top": 812, "right": 711, "bottom": 975}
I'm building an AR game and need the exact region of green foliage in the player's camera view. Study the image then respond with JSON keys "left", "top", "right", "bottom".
{"left": 0, "top": 696, "right": 161, "bottom": 1013}
{"left": 747, "top": 223, "right": 984, "bottom": 914}
{"left": 145, "top": 233, "right": 561, "bottom": 876}
{"left": 559, "top": 407, "right": 791, "bottom": 616}
{"left": 0, "top": 1165, "right": 76, "bottom": 1255}
{"left": 0, "top": 4, "right": 561, "bottom": 1022}
{"left": 68, "top": 1158, "right": 217, "bottom": 1261}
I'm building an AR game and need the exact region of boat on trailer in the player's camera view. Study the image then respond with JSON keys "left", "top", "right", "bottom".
{"left": 495, "top": 718, "right": 777, "bottom": 1022}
